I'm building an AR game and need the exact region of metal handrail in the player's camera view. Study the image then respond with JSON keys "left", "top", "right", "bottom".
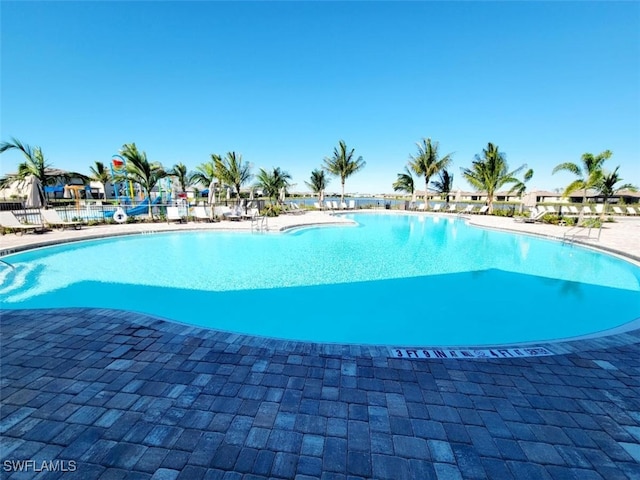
{"left": 0, "top": 258, "right": 15, "bottom": 270}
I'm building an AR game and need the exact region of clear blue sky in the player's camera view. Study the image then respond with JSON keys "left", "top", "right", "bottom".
{"left": 2, "top": 1, "right": 639, "bottom": 194}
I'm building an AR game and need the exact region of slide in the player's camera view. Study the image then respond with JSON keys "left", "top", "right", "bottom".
{"left": 105, "top": 196, "right": 162, "bottom": 218}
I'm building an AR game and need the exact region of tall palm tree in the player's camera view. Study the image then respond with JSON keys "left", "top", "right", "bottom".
{"left": 461, "top": 142, "right": 525, "bottom": 214}
{"left": 255, "top": 167, "right": 292, "bottom": 206}
{"left": 552, "top": 150, "right": 611, "bottom": 204}
{"left": 170, "top": 162, "right": 194, "bottom": 194}
{"left": 597, "top": 167, "right": 636, "bottom": 218}
{"left": 89, "top": 161, "right": 111, "bottom": 200}
{"left": 508, "top": 168, "right": 534, "bottom": 214}
{"left": 392, "top": 166, "right": 415, "bottom": 195}
{"left": 323, "top": 140, "right": 366, "bottom": 203}
{"left": 214, "top": 152, "right": 252, "bottom": 204}
{"left": 409, "top": 138, "right": 452, "bottom": 210}
{"left": 431, "top": 169, "right": 454, "bottom": 204}
{"left": 0, "top": 137, "right": 50, "bottom": 185}
{"left": 305, "top": 169, "right": 328, "bottom": 196}
{"left": 118, "top": 143, "right": 168, "bottom": 218}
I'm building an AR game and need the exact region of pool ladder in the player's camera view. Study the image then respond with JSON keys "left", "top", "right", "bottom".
{"left": 251, "top": 215, "right": 268, "bottom": 233}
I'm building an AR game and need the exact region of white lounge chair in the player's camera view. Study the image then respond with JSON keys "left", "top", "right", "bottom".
{"left": 0, "top": 211, "right": 45, "bottom": 234}
{"left": 612, "top": 206, "right": 625, "bottom": 215}
{"left": 192, "top": 206, "right": 212, "bottom": 222}
{"left": 477, "top": 205, "right": 489, "bottom": 215}
{"left": 582, "top": 206, "right": 594, "bottom": 216}
{"left": 545, "top": 206, "right": 558, "bottom": 214}
{"left": 417, "top": 203, "right": 426, "bottom": 211}
{"left": 166, "top": 206, "right": 186, "bottom": 223}
{"left": 432, "top": 203, "right": 442, "bottom": 212}
{"left": 460, "top": 205, "right": 474, "bottom": 214}
{"left": 331, "top": 201, "right": 339, "bottom": 210}
{"left": 348, "top": 200, "right": 356, "bottom": 210}
{"left": 340, "top": 201, "right": 348, "bottom": 210}
{"left": 626, "top": 206, "right": 638, "bottom": 216}
{"left": 313, "top": 202, "right": 321, "bottom": 210}
{"left": 242, "top": 207, "right": 260, "bottom": 220}
{"left": 569, "top": 206, "right": 580, "bottom": 215}
{"left": 325, "top": 200, "right": 333, "bottom": 210}
{"left": 447, "top": 204, "right": 457, "bottom": 213}
{"left": 39, "top": 208, "right": 82, "bottom": 230}
{"left": 523, "top": 207, "right": 548, "bottom": 223}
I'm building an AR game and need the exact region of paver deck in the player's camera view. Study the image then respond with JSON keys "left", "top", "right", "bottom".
{"left": 1, "top": 211, "right": 639, "bottom": 479}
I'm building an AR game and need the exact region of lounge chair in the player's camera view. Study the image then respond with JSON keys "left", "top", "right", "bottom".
{"left": 222, "top": 206, "right": 241, "bottom": 221}
{"left": 432, "top": 203, "right": 442, "bottom": 212}
{"left": 166, "top": 206, "right": 186, "bottom": 223}
{"left": 626, "top": 206, "right": 638, "bottom": 216}
{"left": 523, "top": 207, "right": 548, "bottom": 223}
{"left": 612, "top": 206, "right": 625, "bottom": 215}
{"left": 569, "top": 206, "right": 580, "bottom": 215}
{"left": 477, "top": 205, "right": 489, "bottom": 215}
{"left": 340, "top": 201, "right": 348, "bottom": 210}
{"left": 241, "top": 208, "right": 260, "bottom": 220}
{"left": 331, "top": 201, "right": 339, "bottom": 210}
{"left": 348, "top": 200, "right": 356, "bottom": 210}
{"left": 560, "top": 206, "right": 572, "bottom": 216}
{"left": 460, "top": 205, "right": 474, "bottom": 214}
{"left": 325, "top": 200, "right": 333, "bottom": 210}
{"left": 581, "top": 206, "right": 594, "bottom": 215}
{"left": 447, "top": 204, "right": 457, "bottom": 213}
{"left": 192, "top": 206, "right": 212, "bottom": 222}
{"left": 0, "top": 211, "right": 45, "bottom": 234}
{"left": 287, "top": 202, "right": 305, "bottom": 215}
{"left": 545, "top": 206, "right": 558, "bottom": 214}
{"left": 313, "top": 202, "right": 321, "bottom": 210}
{"left": 39, "top": 208, "right": 82, "bottom": 230}
{"left": 417, "top": 203, "right": 426, "bottom": 211}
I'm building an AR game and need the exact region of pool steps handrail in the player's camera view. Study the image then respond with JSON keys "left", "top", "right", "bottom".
{"left": 0, "top": 258, "right": 16, "bottom": 270}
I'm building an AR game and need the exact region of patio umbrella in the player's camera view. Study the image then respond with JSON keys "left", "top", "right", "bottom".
{"left": 25, "top": 175, "right": 44, "bottom": 208}
{"left": 207, "top": 181, "right": 216, "bottom": 205}
{"left": 207, "top": 181, "right": 216, "bottom": 220}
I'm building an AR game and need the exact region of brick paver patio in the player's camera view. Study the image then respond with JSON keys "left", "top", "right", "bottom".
{"left": 1, "top": 308, "right": 639, "bottom": 479}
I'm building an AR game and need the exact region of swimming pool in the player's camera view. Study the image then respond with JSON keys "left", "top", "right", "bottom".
{"left": 1, "top": 213, "right": 639, "bottom": 346}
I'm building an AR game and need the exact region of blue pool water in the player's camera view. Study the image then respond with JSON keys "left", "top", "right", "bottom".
{"left": 1, "top": 213, "right": 639, "bottom": 346}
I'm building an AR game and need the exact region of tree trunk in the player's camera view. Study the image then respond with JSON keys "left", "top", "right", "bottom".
{"left": 341, "top": 179, "right": 345, "bottom": 204}
{"left": 424, "top": 177, "right": 429, "bottom": 211}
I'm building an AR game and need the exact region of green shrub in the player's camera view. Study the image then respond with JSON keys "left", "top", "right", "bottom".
{"left": 261, "top": 204, "right": 282, "bottom": 217}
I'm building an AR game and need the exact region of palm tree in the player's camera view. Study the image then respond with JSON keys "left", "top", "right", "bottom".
{"left": 170, "top": 162, "right": 193, "bottom": 195}
{"left": 255, "top": 167, "right": 292, "bottom": 206}
{"left": 214, "top": 152, "right": 252, "bottom": 204}
{"left": 431, "top": 169, "right": 454, "bottom": 204}
{"left": 305, "top": 169, "right": 329, "bottom": 196}
{"left": 118, "top": 143, "right": 168, "bottom": 218}
{"left": 0, "top": 137, "right": 50, "bottom": 184}
{"left": 552, "top": 150, "right": 611, "bottom": 204}
{"left": 323, "top": 140, "right": 366, "bottom": 203}
{"left": 392, "top": 166, "right": 415, "bottom": 195}
{"left": 409, "top": 138, "right": 452, "bottom": 210}
{"left": 89, "top": 161, "right": 111, "bottom": 200}
{"left": 597, "top": 167, "right": 637, "bottom": 218}
{"left": 461, "top": 142, "right": 525, "bottom": 214}
{"left": 508, "top": 168, "right": 534, "bottom": 214}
